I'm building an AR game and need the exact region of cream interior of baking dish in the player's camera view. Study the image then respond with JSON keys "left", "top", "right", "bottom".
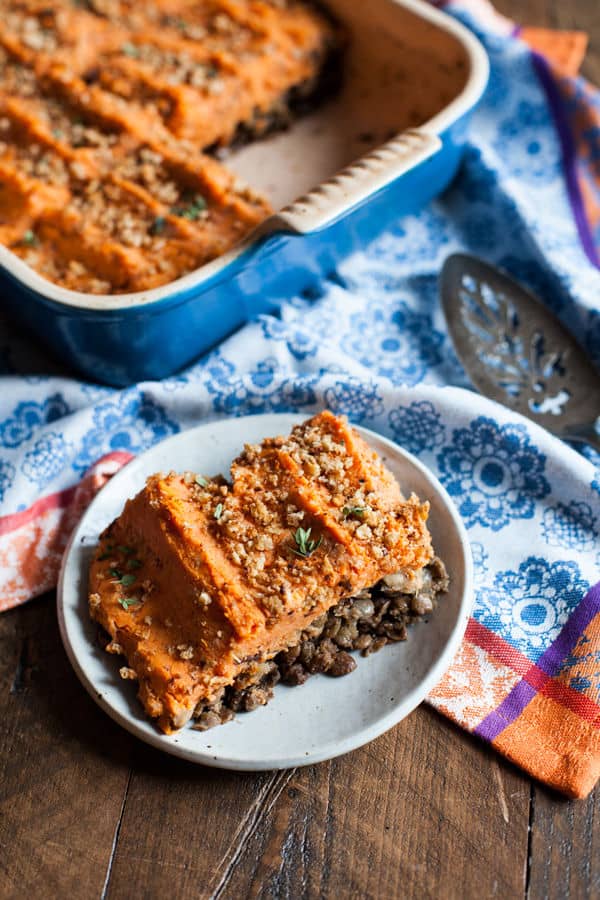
{"left": 227, "top": 0, "right": 470, "bottom": 209}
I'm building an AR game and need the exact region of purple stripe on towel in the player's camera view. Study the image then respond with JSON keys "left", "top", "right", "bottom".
{"left": 474, "top": 582, "right": 600, "bottom": 742}
{"left": 531, "top": 51, "right": 600, "bottom": 269}
{"left": 475, "top": 679, "right": 537, "bottom": 741}
{"left": 536, "top": 582, "right": 600, "bottom": 676}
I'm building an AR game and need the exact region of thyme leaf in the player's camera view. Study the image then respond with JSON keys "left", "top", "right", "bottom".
{"left": 119, "top": 596, "right": 142, "bottom": 610}
{"left": 149, "top": 216, "right": 166, "bottom": 236}
{"left": 342, "top": 505, "right": 367, "bottom": 519}
{"left": 21, "top": 230, "right": 38, "bottom": 247}
{"left": 171, "top": 194, "right": 207, "bottom": 221}
{"left": 291, "top": 526, "right": 322, "bottom": 558}
{"left": 121, "top": 41, "right": 139, "bottom": 57}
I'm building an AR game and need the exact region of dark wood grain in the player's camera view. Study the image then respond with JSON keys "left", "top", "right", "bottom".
{"left": 103, "top": 706, "right": 529, "bottom": 900}
{"left": 527, "top": 787, "right": 600, "bottom": 900}
{"left": 104, "top": 752, "right": 293, "bottom": 900}
{"left": 0, "top": 595, "right": 133, "bottom": 899}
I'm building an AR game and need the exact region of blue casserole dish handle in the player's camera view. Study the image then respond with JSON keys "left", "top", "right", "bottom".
{"left": 252, "top": 129, "right": 442, "bottom": 238}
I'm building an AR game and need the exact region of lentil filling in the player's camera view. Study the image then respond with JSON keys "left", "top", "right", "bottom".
{"left": 192, "top": 556, "right": 449, "bottom": 730}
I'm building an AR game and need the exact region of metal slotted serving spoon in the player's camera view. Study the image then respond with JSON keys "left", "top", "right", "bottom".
{"left": 440, "top": 253, "right": 600, "bottom": 453}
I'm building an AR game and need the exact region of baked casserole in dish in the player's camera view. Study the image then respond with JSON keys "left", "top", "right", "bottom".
{"left": 0, "top": 0, "right": 488, "bottom": 384}
{"left": 0, "top": 0, "right": 342, "bottom": 293}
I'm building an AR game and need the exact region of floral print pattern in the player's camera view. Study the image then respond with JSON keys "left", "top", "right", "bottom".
{"left": 0, "top": 394, "right": 70, "bottom": 448}
{"left": 476, "top": 557, "right": 590, "bottom": 661}
{"left": 541, "top": 502, "right": 598, "bottom": 550}
{"left": 342, "top": 303, "right": 444, "bottom": 386}
{"left": 388, "top": 401, "right": 446, "bottom": 454}
{"left": 322, "top": 377, "right": 384, "bottom": 421}
{"left": 260, "top": 317, "right": 318, "bottom": 361}
{"left": 204, "top": 355, "right": 319, "bottom": 415}
{"left": 22, "top": 433, "right": 73, "bottom": 487}
{"left": 72, "top": 392, "right": 179, "bottom": 474}
{"left": 0, "top": 460, "right": 15, "bottom": 501}
{"left": 437, "top": 417, "right": 550, "bottom": 530}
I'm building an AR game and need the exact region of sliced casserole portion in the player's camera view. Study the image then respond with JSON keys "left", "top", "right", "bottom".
{"left": 89, "top": 411, "right": 433, "bottom": 733}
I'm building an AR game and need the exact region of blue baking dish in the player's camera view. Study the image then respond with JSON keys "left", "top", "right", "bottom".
{"left": 1, "top": 0, "right": 488, "bottom": 386}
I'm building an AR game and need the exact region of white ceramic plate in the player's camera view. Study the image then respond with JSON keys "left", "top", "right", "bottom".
{"left": 58, "top": 413, "right": 473, "bottom": 770}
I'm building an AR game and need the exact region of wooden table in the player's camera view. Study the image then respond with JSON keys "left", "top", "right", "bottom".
{"left": 1, "top": 2, "right": 599, "bottom": 897}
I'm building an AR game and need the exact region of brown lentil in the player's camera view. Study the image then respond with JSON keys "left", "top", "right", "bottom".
{"left": 192, "top": 557, "right": 449, "bottom": 729}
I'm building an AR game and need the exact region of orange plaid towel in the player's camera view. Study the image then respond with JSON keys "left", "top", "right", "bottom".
{"left": 430, "top": 592, "right": 600, "bottom": 798}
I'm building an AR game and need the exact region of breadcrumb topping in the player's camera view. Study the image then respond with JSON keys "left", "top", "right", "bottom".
{"left": 89, "top": 412, "right": 433, "bottom": 734}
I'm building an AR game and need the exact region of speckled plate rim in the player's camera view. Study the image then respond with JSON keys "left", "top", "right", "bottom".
{"left": 57, "top": 413, "right": 473, "bottom": 770}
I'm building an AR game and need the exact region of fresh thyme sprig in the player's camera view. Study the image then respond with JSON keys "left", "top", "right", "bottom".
{"left": 119, "top": 597, "right": 142, "bottom": 611}
{"left": 342, "top": 505, "right": 367, "bottom": 520}
{"left": 291, "top": 526, "right": 322, "bottom": 558}
{"left": 21, "top": 230, "right": 38, "bottom": 247}
{"left": 109, "top": 568, "right": 136, "bottom": 587}
{"left": 121, "top": 41, "right": 139, "bottom": 57}
{"left": 149, "top": 216, "right": 166, "bottom": 236}
{"left": 171, "top": 194, "right": 207, "bottom": 221}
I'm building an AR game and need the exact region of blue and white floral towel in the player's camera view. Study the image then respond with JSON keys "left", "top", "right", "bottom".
{"left": 0, "top": 2, "right": 599, "bottom": 796}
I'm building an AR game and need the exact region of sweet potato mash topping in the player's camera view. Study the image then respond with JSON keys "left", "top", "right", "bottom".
{"left": 89, "top": 412, "right": 434, "bottom": 733}
{"left": 0, "top": 0, "right": 341, "bottom": 292}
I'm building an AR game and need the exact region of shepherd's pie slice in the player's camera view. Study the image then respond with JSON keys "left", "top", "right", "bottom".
{"left": 89, "top": 411, "right": 433, "bottom": 732}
